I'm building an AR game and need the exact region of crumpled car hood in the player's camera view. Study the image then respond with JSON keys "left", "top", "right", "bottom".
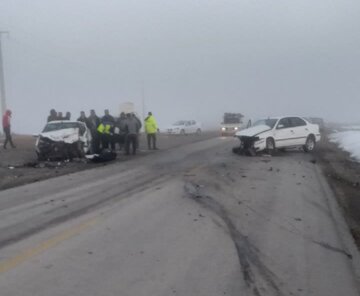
{"left": 40, "top": 128, "right": 80, "bottom": 144}
{"left": 235, "top": 125, "right": 271, "bottom": 137}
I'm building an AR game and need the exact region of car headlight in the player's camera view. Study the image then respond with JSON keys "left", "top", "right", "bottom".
{"left": 234, "top": 127, "right": 238, "bottom": 130}
{"left": 221, "top": 127, "right": 226, "bottom": 131}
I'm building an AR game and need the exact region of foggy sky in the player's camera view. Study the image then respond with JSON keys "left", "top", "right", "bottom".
{"left": 0, "top": 0, "right": 359, "bottom": 133}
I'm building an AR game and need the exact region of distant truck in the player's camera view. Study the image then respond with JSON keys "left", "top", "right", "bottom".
{"left": 221, "top": 113, "right": 247, "bottom": 136}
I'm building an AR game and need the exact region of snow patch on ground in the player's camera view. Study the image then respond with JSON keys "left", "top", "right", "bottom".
{"left": 329, "top": 131, "right": 360, "bottom": 162}
{"left": 342, "top": 125, "right": 360, "bottom": 130}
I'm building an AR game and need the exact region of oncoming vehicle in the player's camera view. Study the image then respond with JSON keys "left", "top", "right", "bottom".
{"left": 221, "top": 113, "right": 246, "bottom": 136}
{"left": 35, "top": 121, "right": 92, "bottom": 161}
{"left": 234, "top": 116, "right": 321, "bottom": 155}
{"left": 167, "top": 120, "right": 202, "bottom": 135}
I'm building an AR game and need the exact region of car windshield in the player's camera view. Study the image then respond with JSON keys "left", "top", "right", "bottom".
{"left": 173, "top": 121, "right": 185, "bottom": 126}
{"left": 253, "top": 119, "right": 278, "bottom": 129}
{"left": 43, "top": 122, "right": 81, "bottom": 132}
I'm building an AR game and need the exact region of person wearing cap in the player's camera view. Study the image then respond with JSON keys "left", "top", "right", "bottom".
{"left": 2, "top": 109, "right": 16, "bottom": 149}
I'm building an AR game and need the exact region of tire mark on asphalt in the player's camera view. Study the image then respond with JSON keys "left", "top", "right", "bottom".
{"left": 184, "top": 181, "right": 285, "bottom": 296}
{"left": 311, "top": 240, "right": 353, "bottom": 259}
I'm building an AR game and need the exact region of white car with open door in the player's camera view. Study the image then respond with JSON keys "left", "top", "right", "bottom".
{"left": 234, "top": 116, "right": 321, "bottom": 154}
{"left": 167, "top": 120, "right": 202, "bottom": 135}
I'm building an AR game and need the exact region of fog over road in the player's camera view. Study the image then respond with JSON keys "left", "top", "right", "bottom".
{"left": 0, "top": 137, "right": 359, "bottom": 296}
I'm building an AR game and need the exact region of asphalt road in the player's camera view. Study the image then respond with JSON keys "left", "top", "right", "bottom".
{"left": 0, "top": 137, "right": 359, "bottom": 296}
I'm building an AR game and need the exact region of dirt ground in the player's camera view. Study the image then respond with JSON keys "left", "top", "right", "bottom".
{"left": 314, "top": 130, "right": 360, "bottom": 248}
{"left": 0, "top": 132, "right": 217, "bottom": 191}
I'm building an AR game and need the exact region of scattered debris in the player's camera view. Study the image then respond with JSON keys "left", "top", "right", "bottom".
{"left": 86, "top": 149, "right": 117, "bottom": 163}
{"left": 294, "top": 218, "right": 302, "bottom": 222}
{"left": 268, "top": 167, "right": 273, "bottom": 172}
{"left": 310, "top": 159, "right": 317, "bottom": 164}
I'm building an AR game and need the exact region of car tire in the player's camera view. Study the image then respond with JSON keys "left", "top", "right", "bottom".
{"left": 266, "top": 138, "right": 276, "bottom": 155}
{"left": 303, "top": 135, "right": 316, "bottom": 152}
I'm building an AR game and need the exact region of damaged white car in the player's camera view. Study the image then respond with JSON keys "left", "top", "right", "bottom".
{"left": 234, "top": 116, "right": 321, "bottom": 155}
{"left": 35, "top": 121, "right": 92, "bottom": 161}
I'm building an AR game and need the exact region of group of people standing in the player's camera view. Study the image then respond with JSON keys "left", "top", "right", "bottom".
{"left": 47, "top": 109, "right": 159, "bottom": 155}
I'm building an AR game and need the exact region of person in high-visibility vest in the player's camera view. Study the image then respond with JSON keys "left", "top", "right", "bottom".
{"left": 97, "top": 122, "right": 113, "bottom": 150}
{"left": 144, "top": 111, "right": 159, "bottom": 150}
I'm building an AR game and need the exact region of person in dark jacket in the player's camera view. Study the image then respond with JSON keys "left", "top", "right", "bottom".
{"left": 57, "top": 112, "right": 64, "bottom": 120}
{"left": 77, "top": 111, "right": 91, "bottom": 128}
{"left": 114, "top": 112, "right": 127, "bottom": 150}
{"left": 133, "top": 113, "right": 142, "bottom": 149}
{"left": 125, "top": 113, "right": 140, "bottom": 155}
{"left": 47, "top": 109, "right": 58, "bottom": 122}
{"left": 101, "top": 109, "right": 115, "bottom": 150}
{"left": 65, "top": 111, "right": 71, "bottom": 120}
{"left": 88, "top": 109, "right": 101, "bottom": 153}
{"left": 101, "top": 109, "right": 115, "bottom": 124}
{"left": 2, "top": 110, "right": 16, "bottom": 149}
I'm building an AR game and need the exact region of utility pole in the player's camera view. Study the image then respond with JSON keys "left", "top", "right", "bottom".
{"left": 141, "top": 80, "right": 146, "bottom": 122}
{"left": 0, "top": 31, "right": 9, "bottom": 118}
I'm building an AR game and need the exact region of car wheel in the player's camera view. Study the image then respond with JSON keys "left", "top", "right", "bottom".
{"left": 266, "top": 138, "right": 276, "bottom": 155}
{"left": 196, "top": 128, "right": 202, "bottom": 135}
{"left": 303, "top": 135, "right": 316, "bottom": 152}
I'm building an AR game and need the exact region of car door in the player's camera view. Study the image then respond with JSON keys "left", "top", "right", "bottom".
{"left": 190, "top": 120, "right": 197, "bottom": 133}
{"left": 273, "top": 117, "right": 294, "bottom": 147}
{"left": 289, "top": 117, "right": 308, "bottom": 146}
{"left": 183, "top": 121, "right": 190, "bottom": 133}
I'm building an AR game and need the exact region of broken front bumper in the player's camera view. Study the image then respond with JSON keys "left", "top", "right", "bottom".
{"left": 233, "top": 136, "right": 266, "bottom": 155}
{"left": 36, "top": 137, "right": 84, "bottom": 160}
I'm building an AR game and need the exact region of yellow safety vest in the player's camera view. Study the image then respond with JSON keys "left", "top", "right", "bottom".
{"left": 97, "top": 123, "right": 111, "bottom": 134}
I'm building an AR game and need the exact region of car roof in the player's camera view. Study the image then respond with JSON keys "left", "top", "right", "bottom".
{"left": 47, "top": 120, "right": 84, "bottom": 124}
{"left": 258, "top": 116, "right": 308, "bottom": 121}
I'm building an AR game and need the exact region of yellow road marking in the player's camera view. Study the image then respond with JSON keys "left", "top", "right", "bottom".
{"left": 0, "top": 217, "right": 99, "bottom": 273}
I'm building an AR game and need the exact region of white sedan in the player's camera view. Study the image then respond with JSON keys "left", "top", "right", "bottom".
{"left": 234, "top": 116, "right": 321, "bottom": 154}
{"left": 35, "top": 121, "right": 92, "bottom": 160}
{"left": 167, "top": 120, "right": 202, "bottom": 135}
